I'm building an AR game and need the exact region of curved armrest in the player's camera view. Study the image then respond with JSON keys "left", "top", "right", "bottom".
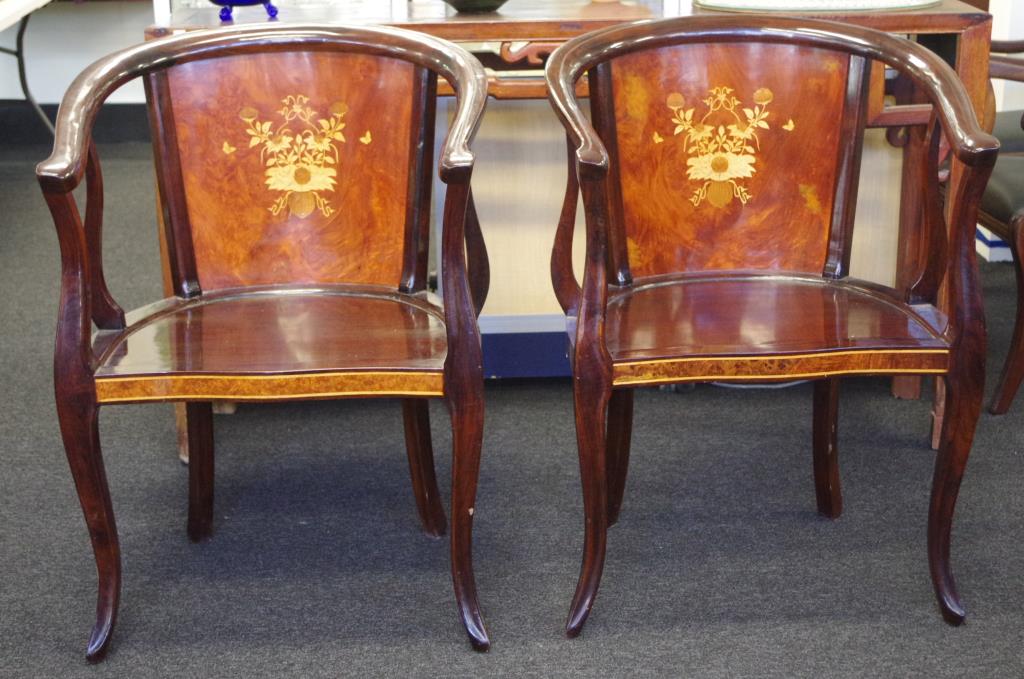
{"left": 432, "top": 42, "right": 488, "bottom": 184}
{"left": 992, "top": 40, "right": 1024, "bottom": 55}
{"left": 545, "top": 47, "right": 610, "bottom": 179}
{"left": 991, "top": 55, "right": 1024, "bottom": 84}
{"left": 545, "top": 17, "right": 998, "bottom": 174}
{"left": 37, "top": 23, "right": 489, "bottom": 193}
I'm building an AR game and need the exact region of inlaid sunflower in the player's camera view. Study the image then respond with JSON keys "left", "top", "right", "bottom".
{"left": 665, "top": 85, "right": 778, "bottom": 208}
{"left": 232, "top": 94, "right": 368, "bottom": 219}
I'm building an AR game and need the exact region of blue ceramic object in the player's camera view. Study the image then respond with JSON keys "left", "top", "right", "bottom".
{"left": 210, "top": 0, "right": 279, "bottom": 22}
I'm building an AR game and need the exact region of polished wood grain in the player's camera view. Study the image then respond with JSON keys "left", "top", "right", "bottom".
{"left": 94, "top": 288, "right": 448, "bottom": 382}
{"left": 608, "top": 44, "right": 849, "bottom": 277}
{"left": 606, "top": 274, "right": 950, "bottom": 385}
{"left": 547, "top": 15, "right": 996, "bottom": 638}
{"left": 166, "top": 53, "right": 415, "bottom": 291}
{"left": 37, "top": 24, "right": 491, "bottom": 660}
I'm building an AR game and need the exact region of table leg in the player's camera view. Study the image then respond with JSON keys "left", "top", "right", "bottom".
{"left": 0, "top": 15, "right": 54, "bottom": 134}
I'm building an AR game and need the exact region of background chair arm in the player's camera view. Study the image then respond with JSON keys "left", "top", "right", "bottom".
{"left": 991, "top": 54, "right": 1024, "bottom": 83}
{"left": 991, "top": 40, "right": 1024, "bottom": 55}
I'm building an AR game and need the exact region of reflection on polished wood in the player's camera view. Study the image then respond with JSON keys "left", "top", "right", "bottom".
{"left": 547, "top": 16, "right": 996, "bottom": 640}
{"left": 92, "top": 286, "right": 448, "bottom": 403}
{"left": 37, "top": 24, "right": 491, "bottom": 660}
{"left": 606, "top": 273, "right": 950, "bottom": 384}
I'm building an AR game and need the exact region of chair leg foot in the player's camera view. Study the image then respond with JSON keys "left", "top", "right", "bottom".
{"left": 58, "top": 398, "right": 121, "bottom": 662}
{"left": 186, "top": 403, "right": 215, "bottom": 542}
{"left": 606, "top": 389, "right": 633, "bottom": 527}
{"left": 402, "top": 399, "right": 447, "bottom": 538}
{"left": 928, "top": 373, "right": 981, "bottom": 626}
{"left": 449, "top": 401, "right": 490, "bottom": 651}
{"left": 566, "top": 382, "right": 610, "bottom": 638}
{"left": 812, "top": 378, "right": 842, "bottom": 519}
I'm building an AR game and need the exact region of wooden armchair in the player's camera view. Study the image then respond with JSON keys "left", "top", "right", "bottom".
{"left": 546, "top": 16, "right": 998, "bottom": 635}
{"left": 37, "top": 24, "right": 490, "bottom": 660}
{"left": 978, "top": 41, "right": 1024, "bottom": 414}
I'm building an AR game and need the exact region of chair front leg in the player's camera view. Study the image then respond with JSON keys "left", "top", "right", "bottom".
{"left": 928, "top": 357, "right": 984, "bottom": 624}
{"left": 565, "top": 371, "right": 611, "bottom": 637}
{"left": 57, "top": 395, "right": 121, "bottom": 662}
{"left": 605, "top": 388, "right": 634, "bottom": 527}
{"left": 402, "top": 398, "right": 446, "bottom": 537}
{"left": 449, "top": 396, "right": 489, "bottom": 650}
{"left": 440, "top": 178, "right": 489, "bottom": 651}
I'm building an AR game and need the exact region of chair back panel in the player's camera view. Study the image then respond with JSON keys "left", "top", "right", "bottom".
{"left": 159, "top": 51, "right": 417, "bottom": 291}
{"left": 606, "top": 43, "right": 852, "bottom": 278}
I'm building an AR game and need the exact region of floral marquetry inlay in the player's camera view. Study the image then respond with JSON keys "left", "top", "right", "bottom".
{"left": 662, "top": 86, "right": 793, "bottom": 209}
{"left": 228, "top": 95, "right": 373, "bottom": 219}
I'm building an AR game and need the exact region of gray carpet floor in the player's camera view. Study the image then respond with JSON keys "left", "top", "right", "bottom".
{"left": 2, "top": 142, "right": 1024, "bottom": 677}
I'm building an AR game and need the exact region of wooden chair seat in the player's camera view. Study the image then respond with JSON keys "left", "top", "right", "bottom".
{"left": 605, "top": 273, "right": 949, "bottom": 387}
{"left": 92, "top": 286, "right": 447, "bottom": 404}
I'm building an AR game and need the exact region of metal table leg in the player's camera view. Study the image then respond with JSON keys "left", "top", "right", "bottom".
{"left": 0, "top": 14, "right": 54, "bottom": 134}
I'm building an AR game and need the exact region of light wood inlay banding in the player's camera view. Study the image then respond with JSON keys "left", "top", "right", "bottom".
{"left": 613, "top": 348, "right": 949, "bottom": 386}
{"left": 95, "top": 370, "right": 444, "bottom": 404}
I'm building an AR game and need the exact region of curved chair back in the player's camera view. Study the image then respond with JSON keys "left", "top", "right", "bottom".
{"left": 38, "top": 23, "right": 486, "bottom": 297}
{"left": 547, "top": 16, "right": 997, "bottom": 304}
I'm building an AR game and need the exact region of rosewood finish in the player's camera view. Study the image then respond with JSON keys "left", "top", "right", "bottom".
{"left": 37, "top": 23, "right": 490, "bottom": 660}
{"left": 546, "top": 15, "right": 997, "bottom": 638}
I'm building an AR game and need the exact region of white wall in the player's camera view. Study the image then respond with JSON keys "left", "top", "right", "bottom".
{"left": 0, "top": 2, "right": 153, "bottom": 105}
{"left": 991, "top": 0, "right": 1024, "bottom": 110}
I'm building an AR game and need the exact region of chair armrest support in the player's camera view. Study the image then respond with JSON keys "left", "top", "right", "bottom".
{"left": 439, "top": 178, "right": 484, "bottom": 393}
{"left": 83, "top": 143, "right": 126, "bottom": 330}
{"left": 41, "top": 186, "right": 98, "bottom": 386}
{"left": 990, "top": 55, "right": 1024, "bottom": 83}
{"left": 991, "top": 40, "right": 1024, "bottom": 55}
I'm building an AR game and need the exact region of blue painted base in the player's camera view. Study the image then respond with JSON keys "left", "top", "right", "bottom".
{"left": 482, "top": 332, "right": 571, "bottom": 379}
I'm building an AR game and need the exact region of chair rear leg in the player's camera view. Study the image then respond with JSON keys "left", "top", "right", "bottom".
{"left": 812, "top": 378, "right": 842, "bottom": 518}
{"left": 566, "top": 381, "right": 611, "bottom": 638}
{"left": 929, "top": 370, "right": 983, "bottom": 625}
{"left": 402, "top": 398, "right": 446, "bottom": 537}
{"left": 57, "top": 397, "right": 121, "bottom": 662}
{"left": 989, "top": 219, "right": 1024, "bottom": 415}
{"left": 186, "top": 403, "right": 214, "bottom": 542}
{"left": 449, "top": 399, "right": 490, "bottom": 651}
{"left": 606, "top": 388, "right": 634, "bottom": 527}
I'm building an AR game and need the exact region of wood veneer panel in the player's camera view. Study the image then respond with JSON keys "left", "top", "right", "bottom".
{"left": 164, "top": 52, "right": 416, "bottom": 291}
{"left": 606, "top": 275, "right": 949, "bottom": 365}
{"left": 609, "top": 44, "right": 850, "bottom": 277}
{"left": 94, "top": 291, "right": 447, "bottom": 380}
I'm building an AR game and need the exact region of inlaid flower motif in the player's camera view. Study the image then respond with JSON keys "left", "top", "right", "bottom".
{"left": 230, "top": 95, "right": 370, "bottom": 219}
{"left": 663, "top": 85, "right": 781, "bottom": 208}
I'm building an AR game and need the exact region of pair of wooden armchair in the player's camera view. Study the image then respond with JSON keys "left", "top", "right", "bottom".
{"left": 39, "top": 18, "right": 996, "bottom": 661}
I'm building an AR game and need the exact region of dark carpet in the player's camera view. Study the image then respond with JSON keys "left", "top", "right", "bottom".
{"left": 2, "top": 142, "right": 1024, "bottom": 678}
